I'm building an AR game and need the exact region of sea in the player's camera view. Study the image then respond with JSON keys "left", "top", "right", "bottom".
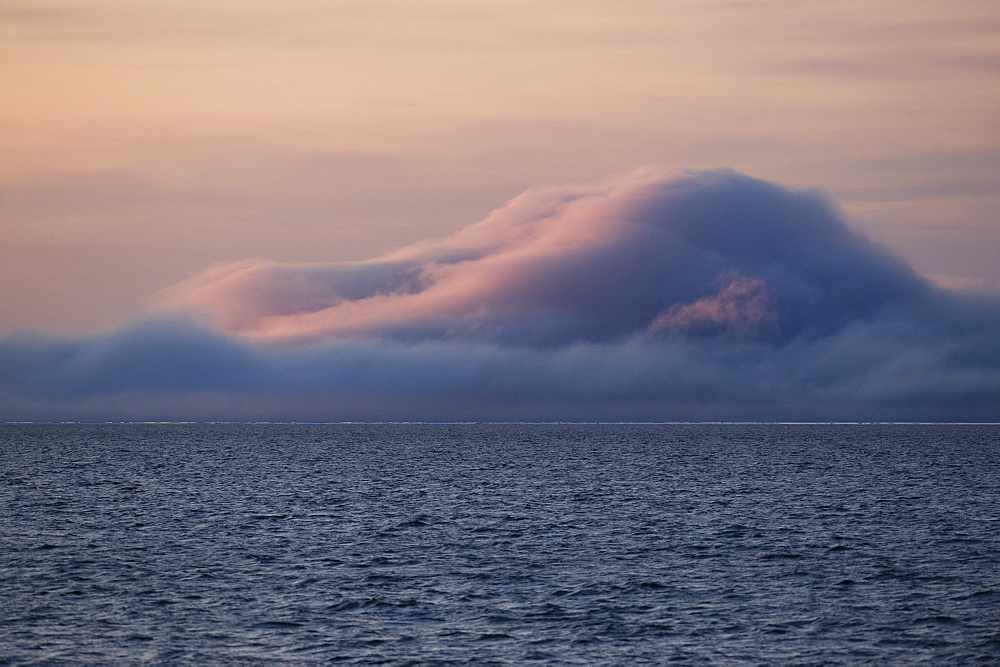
{"left": 1, "top": 423, "right": 998, "bottom": 663}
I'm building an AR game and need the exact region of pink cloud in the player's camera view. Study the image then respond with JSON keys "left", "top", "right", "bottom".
{"left": 649, "top": 272, "right": 778, "bottom": 337}
{"left": 161, "top": 167, "right": 684, "bottom": 343}
{"left": 4, "top": 167, "right": 1000, "bottom": 421}
{"left": 159, "top": 167, "right": 932, "bottom": 348}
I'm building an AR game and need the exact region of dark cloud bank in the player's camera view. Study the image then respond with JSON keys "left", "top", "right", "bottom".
{"left": 3, "top": 168, "right": 999, "bottom": 421}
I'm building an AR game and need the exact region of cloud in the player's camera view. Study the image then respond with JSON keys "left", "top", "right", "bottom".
{"left": 2, "top": 168, "right": 999, "bottom": 421}
{"left": 161, "top": 168, "right": 929, "bottom": 346}
{"left": 648, "top": 271, "right": 778, "bottom": 337}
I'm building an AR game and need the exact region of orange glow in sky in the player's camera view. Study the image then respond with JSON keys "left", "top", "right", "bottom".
{"left": 2, "top": 0, "right": 998, "bottom": 331}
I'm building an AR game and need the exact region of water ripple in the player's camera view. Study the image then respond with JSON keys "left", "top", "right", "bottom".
{"left": 1, "top": 423, "right": 998, "bottom": 663}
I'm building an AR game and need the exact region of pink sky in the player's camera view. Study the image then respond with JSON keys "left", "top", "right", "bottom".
{"left": 2, "top": 0, "right": 998, "bottom": 332}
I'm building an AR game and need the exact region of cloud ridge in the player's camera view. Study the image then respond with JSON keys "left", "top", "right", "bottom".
{"left": 3, "top": 168, "right": 999, "bottom": 421}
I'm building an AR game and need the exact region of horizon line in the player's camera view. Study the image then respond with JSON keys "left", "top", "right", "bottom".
{"left": 4, "top": 421, "right": 999, "bottom": 426}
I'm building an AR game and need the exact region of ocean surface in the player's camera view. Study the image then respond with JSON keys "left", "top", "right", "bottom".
{"left": 1, "top": 423, "right": 998, "bottom": 663}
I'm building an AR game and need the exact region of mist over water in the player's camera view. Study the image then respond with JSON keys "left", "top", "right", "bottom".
{"left": 4, "top": 170, "right": 999, "bottom": 422}
{"left": 2, "top": 423, "right": 999, "bottom": 662}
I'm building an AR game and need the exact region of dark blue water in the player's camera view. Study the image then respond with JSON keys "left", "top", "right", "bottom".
{"left": 1, "top": 423, "right": 998, "bottom": 663}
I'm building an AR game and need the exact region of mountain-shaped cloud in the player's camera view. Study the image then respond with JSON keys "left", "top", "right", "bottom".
{"left": 163, "top": 168, "right": 928, "bottom": 346}
{"left": 2, "top": 168, "right": 998, "bottom": 421}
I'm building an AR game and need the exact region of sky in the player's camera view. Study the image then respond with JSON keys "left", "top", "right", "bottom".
{"left": 1, "top": 0, "right": 998, "bottom": 421}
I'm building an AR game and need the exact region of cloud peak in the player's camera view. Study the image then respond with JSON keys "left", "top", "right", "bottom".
{"left": 164, "top": 168, "right": 929, "bottom": 347}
